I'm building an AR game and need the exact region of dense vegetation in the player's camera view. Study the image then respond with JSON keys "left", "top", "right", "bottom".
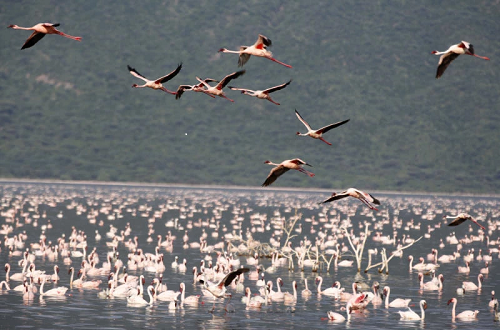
{"left": 0, "top": 1, "right": 499, "bottom": 193}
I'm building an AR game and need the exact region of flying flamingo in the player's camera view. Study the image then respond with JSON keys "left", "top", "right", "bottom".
{"left": 127, "top": 63, "right": 182, "bottom": 95}
{"left": 199, "top": 267, "right": 249, "bottom": 312}
{"left": 398, "top": 300, "right": 427, "bottom": 320}
{"left": 175, "top": 78, "right": 219, "bottom": 100}
{"left": 318, "top": 188, "right": 380, "bottom": 211}
{"left": 8, "top": 23, "right": 81, "bottom": 49}
{"left": 295, "top": 110, "right": 350, "bottom": 145}
{"left": 261, "top": 158, "right": 315, "bottom": 187}
{"left": 218, "top": 34, "right": 292, "bottom": 68}
{"left": 228, "top": 80, "right": 291, "bottom": 105}
{"left": 195, "top": 70, "right": 246, "bottom": 102}
{"left": 445, "top": 213, "right": 485, "bottom": 230}
{"left": 448, "top": 297, "right": 479, "bottom": 320}
{"left": 431, "top": 41, "right": 489, "bottom": 78}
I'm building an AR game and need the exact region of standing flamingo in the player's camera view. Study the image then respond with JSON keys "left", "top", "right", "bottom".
{"left": 218, "top": 34, "right": 292, "bottom": 68}
{"left": 431, "top": 41, "right": 489, "bottom": 78}
{"left": 262, "top": 158, "right": 315, "bottom": 187}
{"left": 194, "top": 70, "right": 246, "bottom": 102}
{"left": 318, "top": 188, "right": 380, "bottom": 211}
{"left": 127, "top": 63, "right": 182, "bottom": 95}
{"left": 448, "top": 297, "right": 479, "bottom": 320}
{"left": 228, "top": 80, "right": 291, "bottom": 105}
{"left": 445, "top": 213, "right": 485, "bottom": 230}
{"left": 295, "top": 110, "right": 350, "bottom": 145}
{"left": 8, "top": 23, "right": 81, "bottom": 49}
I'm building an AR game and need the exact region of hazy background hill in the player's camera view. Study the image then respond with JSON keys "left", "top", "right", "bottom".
{"left": 1, "top": 1, "right": 499, "bottom": 193}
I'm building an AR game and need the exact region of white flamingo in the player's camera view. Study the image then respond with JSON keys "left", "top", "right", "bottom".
{"left": 195, "top": 70, "right": 246, "bottom": 102}
{"left": 326, "top": 302, "right": 353, "bottom": 322}
{"left": 319, "top": 188, "right": 380, "bottom": 211}
{"left": 228, "top": 80, "right": 291, "bottom": 105}
{"left": 295, "top": 109, "right": 350, "bottom": 145}
{"left": 383, "top": 286, "right": 411, "bottom": 308}
{"left": 448, "top": 297, "right": 479, "bottom": 320}
{"left": 39, "top": 277, "right": 68, "bottom": 297}
{"left": 128, "top": 63, "right": 182, "bottom": 95}
{"left": 398, "top": 300, "right": 427, "bottom": 320}
{"left": 127, "top": 285, "right": 155, "bottom": 306}
{"left": 462, "top": 274, "right": 483, "bottom": 291}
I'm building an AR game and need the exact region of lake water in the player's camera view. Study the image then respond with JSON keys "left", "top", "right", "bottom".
{"left": 0, "top": 182, "right": 498, "bottom": 329}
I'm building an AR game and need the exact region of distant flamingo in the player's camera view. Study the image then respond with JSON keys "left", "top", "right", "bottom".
{"left": 228, "top": 80, "right": 291, "bottom": 105}
{"left": 39, "top": 277, "right": 68, "bottom": 297}
{"left": 8, "top": 23, "right": 81, "bottom": 49}
{"left": 445, "top": 213, "right": 485, "bottom": 230}
{"left": 262, "top": 158, "right": 314, "bottom": 187}
{"left": 295, "top": 110, "right": 350, "bottom": 145}
{"left": 318, "top": 188, "right": 380, "bottom": 211}
{"left": 398, "top": 300, "right": 427, "bottom": 320}
{"left": 175, "top": 78, "right": 219, "bottom": 99}
{"left": 218, "top": 34, "right": 292, "bottom": 68}
{"left": 195, "top": 70, "right": 246, "bottom": 102}
{"left": 432, "top": 41, "right": 489, "bottom": 78}
{"left": 448, "top": 297, "right": 479, "bottom": 320}
{"left": 462, "top": 274, "right": 483, "bottom": 291}
{"left": 127, "top": 63, "right": 182, "bottom": 94}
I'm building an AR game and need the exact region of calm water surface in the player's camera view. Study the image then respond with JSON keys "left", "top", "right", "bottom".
{"left": 0, "top": 182, "right": 498, "bottom": 329}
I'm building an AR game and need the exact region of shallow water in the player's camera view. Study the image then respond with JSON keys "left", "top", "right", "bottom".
{"left": 0, "top": 182, "right": 498, "bottom": 329}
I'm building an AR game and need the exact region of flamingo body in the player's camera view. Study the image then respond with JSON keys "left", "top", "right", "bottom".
{"left": 262, "top": 158, "right": 314, "bottom": 187}
{"left": 432, "top": 41, "right": 489, "bottom": 78}
{"left": 8, "top": 23, "right": 81, "bottom": 49}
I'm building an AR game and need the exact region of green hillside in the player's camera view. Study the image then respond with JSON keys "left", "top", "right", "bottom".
{"left": 0, "top": 1, "right": 499, "bottom": 193}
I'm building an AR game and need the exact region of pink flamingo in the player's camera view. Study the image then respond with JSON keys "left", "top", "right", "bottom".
{"left": 218, "top": 34, "right": 292, "bottom": 68}
{"left": 448, "top": 297, "right": 479, "bottom": 320}
{"left": 445, "top": 213, "right": 485, "bottom": 230}
{"left": 432, "top": 41, "right": 489, "bottom": 78}
{"left": 195, "top": 70, "right": 246, "bottom": 102}
{"left": 8, "top": 23, "right": 81, "bottom": 49}
{"left": 175, "top": 78, "right": 219, "bottom": 99}
{"left": 128, "top": 63, "right": 182, "bottom": 95}
{"left": 262, "top": 158, "right": 315, "bottom": 187}
{"left": 295, "top": 109, "right": 350, "bottom": 145}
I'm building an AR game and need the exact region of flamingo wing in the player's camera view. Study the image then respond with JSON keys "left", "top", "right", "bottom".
{"left": 156, "top": 63, "right": 182, "bottom": 84}
{"left": 21, "top": 31, "right": 46, "bottom": 49}
{"left": 436, "top": 52, "right": 460, "bottom": 78}
{"left": 319, "top": 192, "right": 349, "bottom": 204}
{"left": 175, "top": 85, "right": 193, "bottom": 99}
{"left": 238, "top": 46, "right": 251, "bottom": 67}
{"left": 222, "top": 268, "right": 250, "bottom": 287}
{"left": 217, "top": 70, "right": 246, "bottom": 89}
{"left": 263, "top": 80, "right": 292, "bottom": 93}
{"left": 262, "top": 165, "right": 290, "bottom": 187}
{"left": 317, "top": 119, "right": 350, "bottom": 134}
{"left": 294, "top": 109, "right": 312, "bottom": 130}
{"left": 127, "top": 65, "right": 148, "bottom": 81}
{"left": 447, "top": 216, "right": 467, "bottom": 227}
{"left": 256, "top": 34, "right": 272, "bottom": 48}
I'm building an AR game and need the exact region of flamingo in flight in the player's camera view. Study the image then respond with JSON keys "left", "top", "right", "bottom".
{"left": 8, "top": 23, "right": 81, "bottom": 49}
{"left": 228, "top": 80, "right": 291, "bottom": 105}
{"left": 431, "top": 41, "right": 489, "bottom": 78}
{"left": 195, "top": 70, "right": 246, "bottom": 102}
{"left": 199, "top": 267, "right": 249, "bottom": 312}
{"left": 218, "top": 34, "right": 292, "bottom": 68}
{"left": 319, "top": 188, "right": 380, "bottom": 210}
{"left": 445, "top": 213, "right": 485, "bottom": 230}
{"left": 127, "top": 63, "right": 182, "bottom": 94}
{"left": 175, "top": 78, "right": 219, "bottom": 100}
{"left": 295, "top": 109, "right": 350, "bottom": 145}
{"left": 262, "top": 158, "right": 315, "bottom": 187}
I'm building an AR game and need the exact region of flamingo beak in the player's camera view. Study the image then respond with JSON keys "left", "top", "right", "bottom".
{"left": 447, "top": 299, "right": 453, "bottom": 305}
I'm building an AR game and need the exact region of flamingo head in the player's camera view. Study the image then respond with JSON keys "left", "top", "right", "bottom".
{"left": 479, "top": 274, "right": 484, "bottom": 283}
{"left": 382, "top": 287, "right": 388, "bottom": 296}
{"left": 108, "top": 281, "right": 112, "bottom": 289}
{"left": 218, "top": 48, "right": 227, "bottom": 53}
{"left": 4, "top": 264, "right": 8, "bottom": 272}
{"left": 431, "top": 50, "right": 438, "bottom": 54}
{"left": 315, "top": 277, "right": 321, "bottom": 285}
{"left": 56, "top": 266, "right": 59, "bottom": 274}
{"left": 422, "top": 301, "right": 428, "bottom": 310}
{"left": 296, "top": 132, "right": 301, "bottom": 135}
{"left": 132, "top": 84, "right": 138, "bottom": 88}
{"left": 68, "top": 267, "right": 73, "bottom": 275}
{"left": 447, "top": 298, "right": 456, "bottom": 305}
{"left": 278, "top": 278, "right": 284, "bottom": 287}
{"left": 7, "top": 25, "right": 17, "bottom": 29}
{"left": 264, "top": 160, "right": 271, "bottom": 164}
{"left": 77, "top": 269, "right": 82, "bottom": 277}
{"left": 142, "top": 277, "right": 146, "bottom": 285}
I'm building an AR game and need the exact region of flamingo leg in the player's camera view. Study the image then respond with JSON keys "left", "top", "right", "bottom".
{"left": 470, "top": 54, "right": 490, "bottom": 60}
{"left": 360, "top": 197, "right": 378, "bottom": 211}
{"left": 55, "top": 31, "right": 81, "bottom": 41}
{"left": 469, "top": 219, "right": 485, "bottom": 230}
{"left": 267, "top": 98, "right": 280, "bottom": 105}
{"left": 268, "top": 57, "right": 292, "bottom": 68}
{"left": 319, "top": 137, "right": 332, "bottom": 145}
{"left": 297, "top": 168, "right": 315, "bottom": 177}
{"left": 160, "top": 87, "right": 177, "bottom": 95}
{"left": 224, "top": 294, "right": 232, "bottom": 313}
{"left": 221, "top": 95, "right": 234, "bottom": 102}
